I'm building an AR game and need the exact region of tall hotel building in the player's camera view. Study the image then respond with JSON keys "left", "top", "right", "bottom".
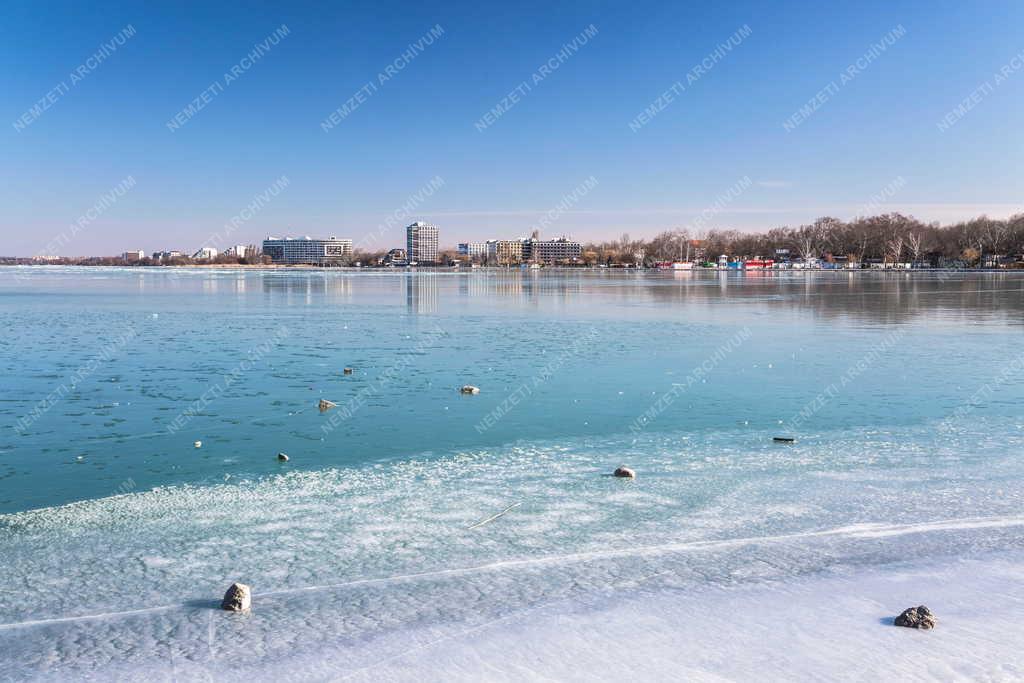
{"left": 262, "top": 236, "right": 353, "bottom": 265}
{"left": 406, "top": 222, "right": 439, "bottom": 264}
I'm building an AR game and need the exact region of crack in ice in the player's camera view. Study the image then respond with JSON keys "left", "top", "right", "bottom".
{"left": 2, "top": 514, "right": 1022, "bottom": 632}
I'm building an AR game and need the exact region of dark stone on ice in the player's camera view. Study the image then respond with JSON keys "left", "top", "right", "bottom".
{"left": 894, "top": 605, "right": 935, "bottom": 629}
{"left": 221, "top": 582, "right": 252, "bottom": 612}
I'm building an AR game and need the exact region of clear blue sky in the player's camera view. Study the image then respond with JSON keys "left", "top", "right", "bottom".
{"left": 2, "top": 0, "right": 1021, "bottom": 255}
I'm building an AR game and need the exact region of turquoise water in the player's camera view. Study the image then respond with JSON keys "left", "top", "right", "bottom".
{"left": 2, "top": 267, "right": 1024, "bottom": 680}
{"left": 3, "top": 268, "right": 1022, "bottom": 514}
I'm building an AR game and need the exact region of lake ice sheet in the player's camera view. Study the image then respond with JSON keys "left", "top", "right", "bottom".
{"left": 2, "top": 268, "right": 1024, "bottom": 680}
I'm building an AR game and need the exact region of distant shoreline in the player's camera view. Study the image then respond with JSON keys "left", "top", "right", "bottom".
{"left": 2, "top": 263, "right": 1023, "bottom": 274}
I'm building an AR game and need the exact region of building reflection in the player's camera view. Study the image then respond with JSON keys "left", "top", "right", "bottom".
{"left": 452, "top": 269, "right": 582, "bottom": 307}
{"left": 231, "top": 268, "right": 1024, "bottom": 326}
{"left": 406, "top": 272, "right": 439, "bottom": 314}
{"left": 260, "top": 272, "right": 352, "bottom": 304}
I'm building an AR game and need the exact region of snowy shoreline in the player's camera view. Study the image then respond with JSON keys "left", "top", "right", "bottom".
{"left": 3, "top": 552, "right": 1021, "bottom": 681}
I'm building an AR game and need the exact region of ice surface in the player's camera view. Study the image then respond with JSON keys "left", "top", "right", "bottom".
{"left": 3, "top": 552, "right": 1023, "bottom": 681}
{"left": 2, "top": 420, "right": 1024, "bottom": 680}
{"left": 328, "top": 556, "right": 1024, "bottom": 683}
{"left": 4, "top": 268, "right": 1024, "bottom": 679}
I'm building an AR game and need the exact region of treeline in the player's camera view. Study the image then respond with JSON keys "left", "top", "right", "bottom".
{"left": 579, "top": 213, "right": 1024, "bottom": 266}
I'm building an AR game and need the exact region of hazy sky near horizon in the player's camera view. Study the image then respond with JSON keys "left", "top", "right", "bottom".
{"left": 2, "top": 0, "right": 1022, "bottom": 256}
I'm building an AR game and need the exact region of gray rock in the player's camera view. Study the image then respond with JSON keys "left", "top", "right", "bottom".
{"left": 894, "top": 605, "right": 936, "bottom": 629}
{"left": 613, "top": 466, "right": 636, "bottom": 478}
{"left": 221, "top": 582, "right": 251, "bottom": 612}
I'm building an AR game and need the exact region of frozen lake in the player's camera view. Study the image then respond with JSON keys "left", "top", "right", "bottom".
{"left": 2, "top": 267, "right": 1023, "bottom": 680}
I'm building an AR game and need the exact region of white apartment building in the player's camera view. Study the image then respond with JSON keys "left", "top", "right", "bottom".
{"left": 458, "top": 242, "right": 487, "bottom": 258}
{"left": 192, "top": 247, "right": 219, "bottom": 260}
{"left": 406, "top": 222, "right": 439, "bottom": 264}
{"left": 261, "top": 236, "right": 353, "bottom": 265}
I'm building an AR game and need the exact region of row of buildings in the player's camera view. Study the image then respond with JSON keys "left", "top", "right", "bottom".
{"left": 457, "top": 236, "right": 582, "bottom": 265}
{"left": 129, "top": 222, "right": 583, "bottom": 267}
{"left": 261, "top": 223, "right": 435, "bottom": 266}
{"left": 261, "top": 223, "right": 582, "bottom": 266}
{"left": 123, "top": 245, "right": 256, "bottom": 263}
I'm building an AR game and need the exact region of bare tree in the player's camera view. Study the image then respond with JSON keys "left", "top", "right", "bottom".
{"left": 907, "top": 232, "right": 923, "bottom": 263}
{"left": 792, "top": 224, "right": 821, "bottom": 261}
{"left": 676, "top": 230, "right": 691, "bottom": 260}
{"left": 886, "top": 234, "right": 905, "bottom": 265}
{"left": 957, "top": 219, "right": 985, "bottom": 258}
{"left": 981, "top": 219, "right": 1008, "bottom": 256}
{"left": 813, "top": 216, "right": 842, "bottom": 253}
{"left": 645, "top": 229, "right": 691, "bottom": 261}
{"left": 578, "top": 211, "right": 1014, "bottom": 268}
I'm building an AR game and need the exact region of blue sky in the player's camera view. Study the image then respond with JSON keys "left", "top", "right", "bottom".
{"left": 2, "top": 0, "right": 1022, "bottom": 255}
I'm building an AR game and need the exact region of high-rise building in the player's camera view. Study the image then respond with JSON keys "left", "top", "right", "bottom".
{"left": 406, "top": 222, "right": 439, "bottom": 264}
{"left": 261, "top": 236, "right": 353, "bottom": 265}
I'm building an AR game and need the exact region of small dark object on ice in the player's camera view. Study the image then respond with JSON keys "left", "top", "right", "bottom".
{"left": 221, "top": 583, "right": 252, "bottom": 612}
{"left": 613, "top": 467, "right": 636, "bottom": 478}
{"left": 343, "top": 367, "right": 354, "bottom": 375}
{"left": 894, "top": 605, "right": 936, "bottom": 629}
{"left": 773, "top": 437, "right": 796, "bottom": 443}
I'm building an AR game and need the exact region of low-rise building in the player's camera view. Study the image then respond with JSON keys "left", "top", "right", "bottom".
{"left": 122, "top": 250, "right": 145, "bottom": 262}
{"left": 523, "top": 237, "right": 582, "bottom": 264}
{"left": 261, "top": 236, "right": 353, "bottom": 265}
{"left": 379, "top": 248, "right": 407, "bottom": 266}
{"left": 487, "top": 240, "right": 524, "bottom": 265}
{"left": 152, "top": 250, "right": 183, "bottom": 261}
{"left": 192, "top": 247, "right": 219, "bottom": 260}
{"left": 458, "top": 242, "right": 487, "bottom": 259}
